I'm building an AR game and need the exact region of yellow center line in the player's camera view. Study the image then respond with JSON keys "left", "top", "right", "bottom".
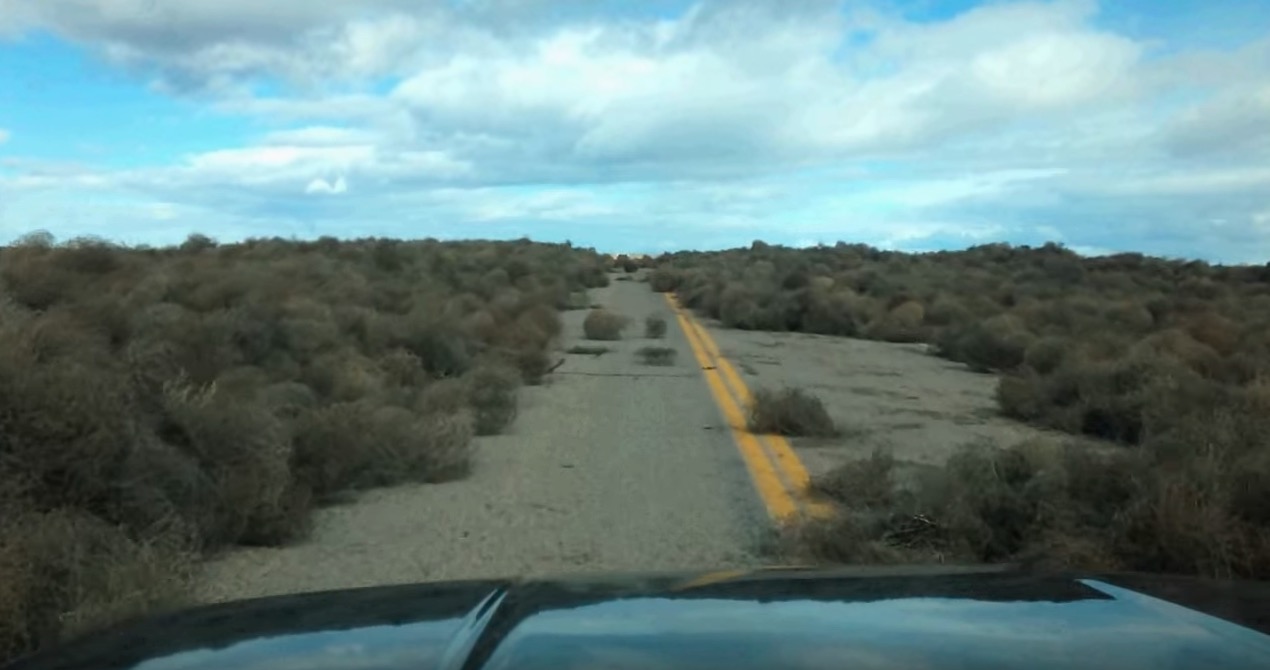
{"left": 668, "top": 295, "right": 799, "bottom": 522}
{"left": 668, "top": 294, "right": 836, "bottom": 521}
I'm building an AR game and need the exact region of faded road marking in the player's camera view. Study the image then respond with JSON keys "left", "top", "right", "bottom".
{"left": 671, "top": 297, "right": 799, "bottom": 521}
{"left": 666, "top": 294, "right": 833, "bottom": 522}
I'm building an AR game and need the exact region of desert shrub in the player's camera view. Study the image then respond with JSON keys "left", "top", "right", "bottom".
{"left": 290, "top": 401, "right": 379, "bottom": 498}
{"left": 415, "top": 377, "right": 470, "bottom": 416}
{"left": 800, "top": 289, "right": 860, "bottom": 336}
{"left": 801, "top": 430, "right": 1270, "bottom": 579}
{"left": 635, "top": 346, "right": 678, "bottom": 366}
{"left": 583, "top": 308, "right": 630, "bottom": 340}
{"left": 304, "top": 350, "right": 386, "bottom": 403}
{"left": 937, "top": 315, "right": 1033, "bottom": 372}
{"left": 747, "top": 387, "right": 839, "bottom": 437}
{"left": 0, "top": 235, "right": 607, "bottom": 662}
{"left": 1023, "top": 336, "right": 1070, "bottom": 374}
{"left": 378, "top": 348, "right": 428, "bottom": 387}
{"left": 363, "top": 406, "right": 474, "bottom": 485}
{"left": 644, "top": 314, "right": 668, "bottom": 339}
{"left": 649, "top": 268, "right": 681, "bottom": 292}
{"left": 1131, "top": 329, "right": 1223, "bottom": 379}
{"left": 160, "top": 382, "right": 308, "bottom": 547}
{"left": 562, "top": 291, "right": 590, "bottom": 310}
{"left": 799, "top": 440, "right": 1123, "bottom": 567}
{"left": 465, "top": 364, "right": 521, "bottom": 435}
{"left": 1179, "top": 311, "right": 1241, "bottom": 356}
{"left": 567, "top": 344, "right": 611, "bottom": 356}
{"left": 651, "top": 240, "right": 1270, "bottom": 580}
{"left": 995, "top": 371, "right": 1047, "bottom": 421}
{"left": 614, "top": 254, "right": 640, "bottom": 273}
{"left": 812, "top": 449, "right": 897, "bottom": 509}
{"left": 398, "top": 316, "right": 472, "bottom": 379}
{"left": 924, "top": 294, "right": 971, "bottom": 327}
{"left": 1102, "top": 300, "right": 1155, "bottom": 334}
{"left": 0, "top": 507, "right": 192, "bottom": 662}
{"left": 863, "top": 300, "right": 926, "bottom": 342}
{"left": 717, "top": 284, "right": 759, "bottom": 329}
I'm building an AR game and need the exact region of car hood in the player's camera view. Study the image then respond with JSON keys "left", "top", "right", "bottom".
{"left": 7, "top": 565, "right": 1270, "bottom": 670}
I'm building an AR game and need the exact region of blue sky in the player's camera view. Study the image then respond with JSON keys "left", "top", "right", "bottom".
{"left": 1, "top": 0, "right": 1267, "bottom": 261}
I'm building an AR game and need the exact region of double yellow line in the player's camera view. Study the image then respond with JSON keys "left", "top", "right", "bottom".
{"left": 665, "top": 294, "right": 833, "bottom": 524}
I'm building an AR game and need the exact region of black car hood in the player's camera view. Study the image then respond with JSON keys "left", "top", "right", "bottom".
{"left": 7, "top": 565, "right": 1270, "bottom": 670}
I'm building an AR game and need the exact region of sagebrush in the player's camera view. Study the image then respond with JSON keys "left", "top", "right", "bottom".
{"left": 653, "top": 240, "right": 1270, "bottom": 579}
{"left": 747, "top": 387, "right": 839, "bottom": 437}
{"left": 582, "top": 308, "right": 630, "bottom": 341}
{"left": 0, "top": 233, "right": 609, "bottom": 662}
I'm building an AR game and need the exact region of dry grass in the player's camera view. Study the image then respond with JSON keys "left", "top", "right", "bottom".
{"left": 582, "top": 308, "right": 630, "bottom": 341}
{"left": 566, "top": 344, "right": 611, "bottom": 356}
{"left": 796, "top": 435, "right": 1269, "bottom": 578}
{"left": 0, "top": 233, "right": 610, "bottom": 663}
{"left": 463, "top": 364, "right": 522, "bottom": 436}
{"left": 747, "top": 387, "right": 839, "bottom": 437}
{"left": 644, "top": 314, "right": 668, "bottom": 339}
{"left": 654, "top": 241, "right": 1270, "bottom": 580}
{"left": 635, "top": 346, "right": 678, "bottom": 366}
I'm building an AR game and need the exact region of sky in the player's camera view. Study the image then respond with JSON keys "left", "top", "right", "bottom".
{"left": 0, "top": 0, "right": 1267, "bottom": 262}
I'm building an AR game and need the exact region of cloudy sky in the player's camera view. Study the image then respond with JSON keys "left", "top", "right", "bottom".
{"left": 0, "top": 0, "right": 1267, "bottom": 261}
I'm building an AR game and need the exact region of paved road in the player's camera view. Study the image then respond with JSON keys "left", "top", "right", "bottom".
{"left": 197, "top": 275, "right": 766, "bottom": 602}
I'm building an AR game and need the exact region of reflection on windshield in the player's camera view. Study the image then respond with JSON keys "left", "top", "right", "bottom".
{"left": 482, "top": 581, "right": 1263, "bottom": 670}
{"left": 133, "top": 622, "right": 456, "bottom": 670}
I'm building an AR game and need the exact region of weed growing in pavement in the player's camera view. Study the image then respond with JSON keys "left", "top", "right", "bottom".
{"left": 583, "top": 308, "right": 630, "bottom": 340}
{"left": 747, "top": 387, "right": 839, "bottom": 437}
{"left": 636, "top": 346, "right": 678, "bottom": 366}
{"left": 567, "top": 345, "right": 611, "bottom": 356}
{"left": 644, "top": 315, "right": 668, "bottom": 339}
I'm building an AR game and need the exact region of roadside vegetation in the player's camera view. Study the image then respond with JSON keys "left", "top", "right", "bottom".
{"left": 0, "top": 232, "right": 609, "bottom": 662}
{"left": 652, "top": 241, "right": 1270, "bottom": 579}
{"left": 635, "top": 346, "right": 678, "bottom": 366}
{"left": 644, "top": 314, "right": 668, "bottom": 339}
{"left": 582, "top": 308, "right": 630, "bottom": 340}
{"left": 748, "top": 387, "right": 839, "bottom": 438}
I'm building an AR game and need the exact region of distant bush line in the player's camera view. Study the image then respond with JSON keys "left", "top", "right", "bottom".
{"left": 0, "top": 232, "right": 610, "bottom": 662}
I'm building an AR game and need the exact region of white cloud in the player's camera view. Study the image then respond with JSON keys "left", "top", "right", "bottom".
{"left": 1163, "top": 84, "right": 1270, "bottom": 158}
{"left": 0, "top": 128, "right": 9, "bottom": 144}
{"left": 263, "top": 126, "right": 380, "bottom": 147}
{"left": 305, "top": 176, "right": 347, "bottom": 195}
{"left": 2, "top": 0, "right": 1269, "bottom": 260}
{"left": 1077, "top": 167, "right": 1270, "bottom": 196}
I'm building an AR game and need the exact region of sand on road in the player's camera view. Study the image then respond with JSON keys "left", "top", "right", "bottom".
{"left": 702, "top": 324, "right": 1069, "bottom": 480}
{"left": 196, "top": 275, "right": 765, "bottom": 603}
